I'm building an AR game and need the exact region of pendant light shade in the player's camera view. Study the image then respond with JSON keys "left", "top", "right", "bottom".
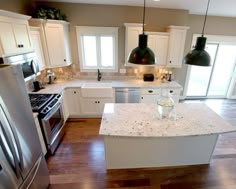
{"left": 128, "top": 34, "right": 155, "bottom": 65}
{"left": 184, "top": 36, "right": 211, "bottom": 66}
{"left": 128, "top": 0, "right": 156, "bottom": 65}
{"left": 184, "top": 0, "right": 211, "bottom": 67}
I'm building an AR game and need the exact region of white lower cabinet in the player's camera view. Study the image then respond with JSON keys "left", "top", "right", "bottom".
{"left": 80, "top": 98, "right": 114, "bottom": 117}
{"left": 63, "top": 88, "right": 81, "bottom": 117}
{"left": 140, "top": 88, "right": 161, "bottom": 103}
{"left": 34, "top": 115, "right": 47, "bottom": 156}
{"left": 140, "top": 88, "right": 181, "bottom": 103}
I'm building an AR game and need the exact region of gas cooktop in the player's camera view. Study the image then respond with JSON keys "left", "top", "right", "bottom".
{"left": 28, "top": 93, "right": 54, "bottom": 112}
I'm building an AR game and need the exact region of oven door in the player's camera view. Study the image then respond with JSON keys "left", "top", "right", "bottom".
{"left": 41, "top": 102, "right": 64, "bottom": 146}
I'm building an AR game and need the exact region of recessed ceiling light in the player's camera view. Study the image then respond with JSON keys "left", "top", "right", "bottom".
{"left": 153, "top": 0, "right": 160, "bottom": 2}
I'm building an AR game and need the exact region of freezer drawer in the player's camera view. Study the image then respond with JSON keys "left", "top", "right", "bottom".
{"left": 20, "top": 154, "right": 49, "bottom": 189}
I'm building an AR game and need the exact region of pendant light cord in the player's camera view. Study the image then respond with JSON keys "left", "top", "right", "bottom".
{"left": 142, "top": 0, "right": 146, "bottom": 34}
{"left": 202, "top": 0, "right": 211, "bottom": 36}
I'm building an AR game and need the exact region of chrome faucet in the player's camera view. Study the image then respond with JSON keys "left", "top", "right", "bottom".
{"left": 97, "top": 69, "right": 102, "bottom": 81}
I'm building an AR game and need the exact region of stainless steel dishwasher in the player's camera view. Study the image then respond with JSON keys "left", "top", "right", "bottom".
{"left": 115, "top": 88, "right": 140, "bottom": 103}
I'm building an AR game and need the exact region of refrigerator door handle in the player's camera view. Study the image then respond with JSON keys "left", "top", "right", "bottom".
{"left": 0, "top": 120, "right": 21, "bottom": 178}
{"left": 0, "top": 102, "right": 23, "bottom": 174}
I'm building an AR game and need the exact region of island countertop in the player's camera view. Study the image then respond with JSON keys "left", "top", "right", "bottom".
{"left": 99, "top": 103, "right": 236, "bottom": 137}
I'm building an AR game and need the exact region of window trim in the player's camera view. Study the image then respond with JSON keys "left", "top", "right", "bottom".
{"left": 76, "top": 26, "right": 119, "bottom": 72}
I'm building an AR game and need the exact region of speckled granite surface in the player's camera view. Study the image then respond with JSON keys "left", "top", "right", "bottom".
{"left": 99, "top": 103, "right": 236, "bottom": 137}
{"left": 28, "top": 79, "right": 182, "bottom": 94}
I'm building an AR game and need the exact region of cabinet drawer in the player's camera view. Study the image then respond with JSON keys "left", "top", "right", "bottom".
{"left": 141, "top": 88, "right": 161, "bottom": 95}
{"left": 163, "top": 88, "right": 181, "bottom": 95}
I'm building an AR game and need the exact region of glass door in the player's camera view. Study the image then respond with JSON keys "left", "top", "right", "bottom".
{"left": 186, "top": 43, "right": 218, "bottom": 97}
{"left": 186, "top": 43, "right": 236, "bottom": 98}
{"left": 208, "top": 45, "right": 236, "bottom": 97}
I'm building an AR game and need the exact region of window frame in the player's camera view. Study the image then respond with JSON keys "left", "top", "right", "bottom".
{"left": 76, "top": 26, "right": 118, "bottom": 72}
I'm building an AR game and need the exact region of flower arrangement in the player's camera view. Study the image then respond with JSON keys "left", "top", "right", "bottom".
{"left": 33, "top": 5, "right": 67, "bottom": 21}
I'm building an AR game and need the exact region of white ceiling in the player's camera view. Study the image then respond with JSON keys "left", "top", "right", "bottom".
{"left": 37, "top": 0, "right": 236, "bottom": 17}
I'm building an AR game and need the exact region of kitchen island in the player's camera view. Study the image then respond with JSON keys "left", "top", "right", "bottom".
{"left": 99, "top": 103, "right": 236, "bottom": 169}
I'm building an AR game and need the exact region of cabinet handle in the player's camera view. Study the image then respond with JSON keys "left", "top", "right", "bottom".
{"left": 148, "top": 90, "right": 153, "bottom": 93}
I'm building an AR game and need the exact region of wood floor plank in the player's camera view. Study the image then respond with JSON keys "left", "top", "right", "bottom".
{"left": 47, "top": 100, "right": 236, "bottom": 189}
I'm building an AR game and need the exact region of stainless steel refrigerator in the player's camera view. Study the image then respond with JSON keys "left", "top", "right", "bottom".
{"left": 0, "top": 64, "right": 49, "bottom": 189}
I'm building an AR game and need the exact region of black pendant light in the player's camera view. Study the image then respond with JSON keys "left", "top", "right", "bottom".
{"left": 184, "top": 0, "right": 211, "bottom": 67}
{"left": 128, "top": 0, "right": 155, "bottom": 65}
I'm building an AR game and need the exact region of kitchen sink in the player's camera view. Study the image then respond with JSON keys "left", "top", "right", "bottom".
{"left": 81, "top": 82, "right": 113, "bottom": 98}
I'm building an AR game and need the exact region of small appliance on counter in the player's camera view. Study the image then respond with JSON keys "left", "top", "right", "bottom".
{"left": 32, "top": 80, "right": 44, "bottom": 92}
{"left": 143, "top": 73, "right": 154, "bottom": 82}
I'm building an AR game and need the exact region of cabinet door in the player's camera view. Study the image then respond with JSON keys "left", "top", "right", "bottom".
{"left": 64, "top": 89, "right": 80, "bottom": 116}
{"left": 44, "top": 23, "right": 66, "bottom": 67}
{"left": 30, "top": 29, "right": 46, "bottom": 71}
{"left": 167, "top": 27, "right": 188, "bottom": 68}
{"left": 97, "top": 98, "right": 115, "bottom": 115}
{"left": 148, "top": 34, "right": 169, "bottom": 66}
{"left": 125, "top": 25, "right": 142, "bottom": 64}
{"left": 80, "top": 98, "right": 98, "bottom": 115}
{"left": 0, "top": 21, "right": 18, "bottom": 55}
{"left": 140, "top": 95, "right": 159, "bottom": 103}
{"left": 13, "top": 21, "right": 32, "bottom": 51}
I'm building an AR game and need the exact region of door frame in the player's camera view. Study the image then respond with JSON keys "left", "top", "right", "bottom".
{"left": 184, "top": 34, "right": 236, "bottom": 99}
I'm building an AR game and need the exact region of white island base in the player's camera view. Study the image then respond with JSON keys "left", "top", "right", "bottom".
{"left": 100, "top": 103, "right": 236, "bottom": 170}
{"left": 104, "top": 134, "right": 218, "bottom": 169}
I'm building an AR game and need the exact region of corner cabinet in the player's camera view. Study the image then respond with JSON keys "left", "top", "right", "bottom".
{"left": 0, "top": 10, "right": 33, "bottom": 56}
{"left": 167, "top": 26, "right": 189, "bottom": 68}
{"left": 29, "top": 19, "right": 72, "bottom": 68}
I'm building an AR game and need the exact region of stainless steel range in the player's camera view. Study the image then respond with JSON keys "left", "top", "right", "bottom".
{"left": 29, "top": 93, "right": 65, "bottom": 154}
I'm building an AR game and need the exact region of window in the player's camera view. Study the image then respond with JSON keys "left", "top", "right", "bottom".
{"left": 76, "top": 26, "right": 118, "bottom": 72}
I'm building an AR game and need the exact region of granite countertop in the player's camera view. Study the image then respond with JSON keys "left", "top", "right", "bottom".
{"left": 29, "top": 79, "right": 182, "bottom": 94}
{"left": 99, "top": 103, "right": 236, "bottom": 137}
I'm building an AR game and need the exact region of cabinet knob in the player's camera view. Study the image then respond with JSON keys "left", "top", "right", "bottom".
{"left": 170, "top": 90, "right": 173, "bottom": 93}
{"left": 95, "top": 101, "right": 97, "bottom": 103}
{"left": 148, "top": 90, "right": 153, "bottom": 93}
{"left": 17, "top": 44, "right": 21, "bottom": 48}
{"left": 141, "top": 97, "right": 143, "bottom": 99}
{"left": 74, "top": 91, "right": 76, "bottom": 94}
{"left": 21, "top": 44, "right": 24, "bottom": 48}
{"left": 169, "top": 60, "right": 172, "bottom": 63}
{"left": 98, "top": 101, "right": 100, "bottom": 103}
{"left": 64, "top": 59, "right": 66, "bottom": 62}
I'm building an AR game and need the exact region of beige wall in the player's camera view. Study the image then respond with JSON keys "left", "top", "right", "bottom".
{"left": 0, "top": 0, "right": 35, "bottom": 14}
{"left": 36, "top": 2, "right": 189, "bottom": 77}
{"left": 35, "top": 2, "right": 236, "bottom": 93}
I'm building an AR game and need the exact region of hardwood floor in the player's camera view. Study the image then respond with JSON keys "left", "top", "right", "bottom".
{"left": 47, "top": 99, "right": 236, "bottom": 189}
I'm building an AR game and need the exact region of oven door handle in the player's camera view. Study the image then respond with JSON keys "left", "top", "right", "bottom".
{"left": 43, "top": 103, "right": 61, "bottom": 122}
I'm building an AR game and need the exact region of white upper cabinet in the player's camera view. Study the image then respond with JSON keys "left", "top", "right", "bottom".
{"left": 167, "top": 26, "right": 189, "bottom": 68}
{"left": 124, "top": 23, "right": 142, "bottom": 65}
{"left": 147, "top": 32, "right": 169, "bottom": 66}
{"left": 0, "top": 10, "right": 33, "bottom": 56}
{"left": 30, "top": 27, "right": 46, "bottom": 71}
{"left": 29, "top": 19, "right": 72, "bottom": 68}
